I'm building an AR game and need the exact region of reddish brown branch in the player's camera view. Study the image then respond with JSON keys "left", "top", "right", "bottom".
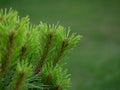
{"left": 14, "top": 71, "right": 24, "bottom": 90}
{"left": 0, "top": 17, "right": 2, "bottom": 22}
{"left": 43, "top": 74, "right": 52, "bottom": 90}
{"left": 19, "top": 45, "right": 27, "bottom": 62}
{"left": 1, "top": 30, "right": 15, "bottom": 75}
{"left": 45, "top": 73, "right": 52, "bottom": 85}
{"left": 54, "top": 85, "right": 61, "bottom": 90}
{"left": 53, "top": 38, "right": 69, "bottom": 66}
{"left": 34, "top": 32, "right": 53, "bottom": 75}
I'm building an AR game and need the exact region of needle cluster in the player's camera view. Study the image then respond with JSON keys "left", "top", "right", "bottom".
{"left": 0, "top": 9, "right": 81, "bottom": 90}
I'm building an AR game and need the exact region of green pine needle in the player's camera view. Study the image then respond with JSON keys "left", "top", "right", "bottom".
{"left": 0, "top": 8, "right": 81, "bottom": 90}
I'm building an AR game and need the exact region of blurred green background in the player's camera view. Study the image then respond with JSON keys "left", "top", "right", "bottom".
{"left": 0, "top": 0, "right": 120, "bottom": 90}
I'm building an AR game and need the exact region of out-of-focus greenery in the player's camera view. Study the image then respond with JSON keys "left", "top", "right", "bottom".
{"left": 0, "top": 0, "right": 120, "bottom": 90}
{"left": 0, "top": 0, "right": 15, "bottom": 4}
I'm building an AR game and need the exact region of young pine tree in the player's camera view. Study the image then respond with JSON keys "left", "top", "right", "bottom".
{"left": 0, "top": 9, "right": 81, "bottom": 90}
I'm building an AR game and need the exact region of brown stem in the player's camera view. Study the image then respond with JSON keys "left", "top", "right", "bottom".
{"left": 45, "top": 73, "right": 52, "bottom": 85}
{"left": 53, "top": 38, "right": 69, "bottom": 66}
{"left": 0, "top": 17, "right": 2, "bottom": 22}
{"left": 19, "top": 45, "right": 27, "bottom": 62}
{"left": 43, "top": 74, "right": 52, "bottom": 90}
{"left": 54, "top": 85, "right": 61, "bottom": 90}
{"left": 34, "top": 32, "right": 53, "bottom": 75}
{"left": 1, "top": 30, "right": 15, "bottom": 75}
{"left": 14, "top": 71, "right": 24, "bottom": 90}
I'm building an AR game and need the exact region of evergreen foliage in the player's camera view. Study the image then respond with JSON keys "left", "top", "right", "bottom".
{"left": 0, "top": 9, "right": 81, "bottom": 90}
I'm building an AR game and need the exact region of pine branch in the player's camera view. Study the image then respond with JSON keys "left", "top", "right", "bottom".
{"left": 0, "top": 9, "right": 81, "bottom": 90}
{"left": 44, "top": 73, "right": 52, "bottom": 85}
{"left": 54, "top": 85, "right": 61, "bottom": 90}
{"left": 1, "top": 30, "right": 15, "bottom": 75}
{"left": 0, "top": 17, "right": 2, "bottom": 21}
{"left": 19, "top": 44, "right": 27, "bottom": 62}
{"left": 42, "top": 73, "right": 52, "bottom": 90}
{"left": 34, "top": 32, "right": 53, "bottom": 75}
{"left": 14, "top": 71, "right": 24, "bottom": 90}
{"left": 53, "top": 38, "right": 69, "bottom": 66}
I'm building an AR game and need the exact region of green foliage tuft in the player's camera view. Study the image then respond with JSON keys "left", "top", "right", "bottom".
{"left": 0, "top": 9, "right": 81, "bottom": 90}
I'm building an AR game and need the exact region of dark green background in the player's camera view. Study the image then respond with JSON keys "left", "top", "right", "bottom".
{"left": 0, "top": 0, "right": 120, "bottom": 90}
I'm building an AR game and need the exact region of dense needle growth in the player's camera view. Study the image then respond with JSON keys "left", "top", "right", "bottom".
{"left": 0, "top": 9, "right": 81, "bottom": 90}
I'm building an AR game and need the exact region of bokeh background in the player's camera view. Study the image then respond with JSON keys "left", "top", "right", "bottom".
{"left": 0, "top": 0, "right": 120, "bottom": 90}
